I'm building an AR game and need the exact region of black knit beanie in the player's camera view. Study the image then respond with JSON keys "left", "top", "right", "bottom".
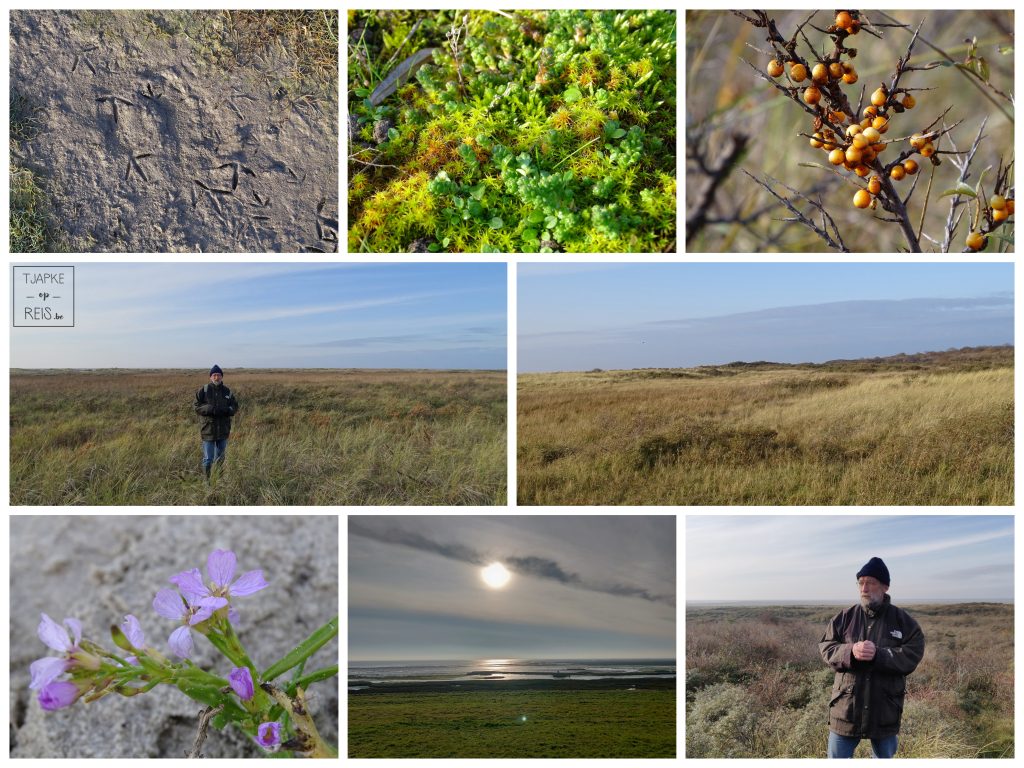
{"left": 856, "top": 557, "right": 890, "bottom": 586}
{"left": 210, "top": 365, "right": 223, "bottom": 376}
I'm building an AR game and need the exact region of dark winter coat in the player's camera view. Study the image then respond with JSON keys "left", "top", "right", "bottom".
{"left": 194, "top": 382, "right": 239, "bottom": 441}
{"left": 819, "top": 595, "right": 925, "bottom": 739}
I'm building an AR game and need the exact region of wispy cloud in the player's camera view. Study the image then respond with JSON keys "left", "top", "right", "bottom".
{"left": 350, "top": 521, "right": 675, "bottom": 606}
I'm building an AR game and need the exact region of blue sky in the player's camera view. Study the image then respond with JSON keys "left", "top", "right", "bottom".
{"left": 687, "top": 516, "right": 1014, "bottom": 603}
{"left": 518, "top": 263, "right": 1013, "bottom": 371}
{"left": 11, "top": 263, "right": 506, "bottom": 369}
{"left": 350, "top": 516, "right": 676, "bottom": 660}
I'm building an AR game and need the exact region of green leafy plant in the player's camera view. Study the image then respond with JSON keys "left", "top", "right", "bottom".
{"left": 348, "top": 10, "right": 676, "bottom": 253}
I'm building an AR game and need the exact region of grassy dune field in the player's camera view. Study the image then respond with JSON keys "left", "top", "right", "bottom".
{"left": 349, "top": 687, "right": 676, "bottom": 758}
{"left": 686, "top": 603, "right": 1014, "bottom": 758}
{"left": 518, "top": 347, "right": 1013, "bottom": 505}
{"left": 11, "top": 369, "right": 505, "bottom": 505}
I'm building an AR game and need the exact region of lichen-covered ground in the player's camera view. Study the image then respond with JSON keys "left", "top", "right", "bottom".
{"left": 348, "top": 10, "right": 676, "bottom": 253}
{"left": 11, "top": 11, "right": 338, "bottom": 252}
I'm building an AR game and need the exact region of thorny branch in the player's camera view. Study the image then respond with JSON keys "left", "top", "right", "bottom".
{"left": 742, "top": 169, "right": 849, "bottom": 252}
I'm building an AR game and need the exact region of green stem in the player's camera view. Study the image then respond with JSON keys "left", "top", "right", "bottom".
{"left": 204, "top": 629, "right": 249, "bottom": 668}
{"left": 261, "top": 616, "right": 338, "bottom": 681}
{"left": 285, "top": 665, "right": 339, "bottom": 695}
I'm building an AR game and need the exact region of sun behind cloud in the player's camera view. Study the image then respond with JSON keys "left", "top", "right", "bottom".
{"left": 481, "top": 562, "right": 511, "bottom": 589}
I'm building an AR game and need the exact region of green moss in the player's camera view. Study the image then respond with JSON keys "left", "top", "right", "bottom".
{"left": 348, "top": 10, "right": 676, "bottom": 253}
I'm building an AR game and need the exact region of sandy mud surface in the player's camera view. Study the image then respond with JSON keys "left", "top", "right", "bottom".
{"left": 11, "top": 11, "right": 338, "bottom": 252}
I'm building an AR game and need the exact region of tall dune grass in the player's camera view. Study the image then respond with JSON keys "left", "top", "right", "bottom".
{"left": 11, "top": 369, "right": 506, "bottom": 505}
{"left": 519, "top": 354, "right": 1013, "bottom": 505}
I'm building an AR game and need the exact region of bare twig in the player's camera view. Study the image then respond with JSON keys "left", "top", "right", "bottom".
{"left": 942, "top": 117, "right": 987, "bottom": 252}
{"left": 742, "top": 169, "right": 849, "bottom": 251}
{"left": 186, "top": 705, "right": 224, "bottom": 758}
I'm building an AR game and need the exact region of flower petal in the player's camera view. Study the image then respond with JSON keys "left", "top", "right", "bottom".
{"left": 228, "top": 666, "right": 255, "bottom": 701}
{"left": 207, "top": 549, "right": 237, "bottom": 588}
{"left": 64, "top": 618, "right": 83, "bottom": 646}
{"left": 38, "top": 613, "right": 72, "bottom": 653}
{"left": 229, "top": 570, "right": 269, "bottom": 597}
{"left": 256, "top": 721, "right": 282, "bottom": 749}
{"left": 121, "top": 615, "right": 145, "bottom": 649}
{"left": 228, "top": 605, "right": 240, "bottom": 625}
{"left": 169, "top": 568, "right": 208, "bottom": 602}
{"left": 153, "top": 589, "right": 186, "bottom": 621}
{"left": 38, "top": 681, "right": 80, "bottom": 711}
{"left": 168, "top": 626, "right": 193, "bottom": 659}
{"left": 189, "top": 596, "right": 228, "bottom": 625}
{"left": 29, "top": 657, "right": 69, "bottom": 690}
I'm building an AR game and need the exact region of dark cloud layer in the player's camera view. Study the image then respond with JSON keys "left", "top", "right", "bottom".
{"left": 350, "top": 521, "right": 675, "bottom": 606}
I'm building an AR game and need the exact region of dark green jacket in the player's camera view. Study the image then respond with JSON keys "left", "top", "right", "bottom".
{"left": 194, "top": 382, "right": 239, "bottom": 441}
{"left": 819, "top": 596, "right": 925, "bottom": 739}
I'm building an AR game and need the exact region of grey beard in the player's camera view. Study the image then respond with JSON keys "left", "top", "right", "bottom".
{"left": 860, "top": 595, "right": 884, "bottom": 612}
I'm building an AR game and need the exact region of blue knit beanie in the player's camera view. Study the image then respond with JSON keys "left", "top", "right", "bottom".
{"left": 856, "top": 557, "right": 890, "bottom": 586}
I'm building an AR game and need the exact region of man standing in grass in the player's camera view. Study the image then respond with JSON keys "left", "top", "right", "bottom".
{"left": 819, "top": 557, "right": 925, "bottom": 759}
{"left": 194, "top": 365, "right": 239, "bottom": 481}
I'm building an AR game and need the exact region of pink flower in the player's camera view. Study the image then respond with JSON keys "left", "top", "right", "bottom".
{"left": 256, "top": 721, "right": 282, "bottom": 750}
{"left": 229, "top": 666, "right": 255, "bottom": 701}
{"left": 152, "top": 589, "right": 227, "bottom": 658}
{"left": 38, "top": 681, "right": 81, "bottom": 711}
{"left": 29, "top": 614, "right": 82, "bottom": 690}
{"left": 170, "top": 549, "right": 268, "bottom": 624}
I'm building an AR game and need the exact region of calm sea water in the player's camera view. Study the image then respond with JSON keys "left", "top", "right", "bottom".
{"left": 349, "top": 658, "right": 676, "bottom": 689}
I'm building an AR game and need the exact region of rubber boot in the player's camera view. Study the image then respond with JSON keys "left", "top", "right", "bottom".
{"left": 204, "top": 464, "right": 211, "bottom": 483}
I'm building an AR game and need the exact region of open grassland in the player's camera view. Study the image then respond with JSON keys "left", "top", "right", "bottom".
{"left": 686, "top": 603, "right": 1014, "bottom": 758}
{"left": 518, "top": 348, "right": 1013, "bottom": 505}
{"left": 11, "top": 369, "right": 505, "bottom": 505}
{"left": 349, "top": 689, "right": 675, "bottom": 758}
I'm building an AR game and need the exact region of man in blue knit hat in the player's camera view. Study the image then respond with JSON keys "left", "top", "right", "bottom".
{"left": 819, "top": 557, "right": 925, "bottom": 759}
{"left": 193, "top": 365, "right": 239, "bottom": 481}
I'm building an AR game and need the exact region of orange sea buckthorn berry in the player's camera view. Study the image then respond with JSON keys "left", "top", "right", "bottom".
{"left": 860, "top": 147, "right": 876, "bottom": 164}
{"left": 767, "top": 59, "right": 785, "bottom": 77}
{"left": 803, "top": 86, "right": 822, "bottom": 105}
{"left": 853, "top": 189, "right": 871, "bottom": 208}
{"left": 863, "top": 105, "right": 878, "bottom": 118}
{"left": 835, "top": 11, "right": 854, "bottom": 28}
{"left": 903, "top": 159, "right": 919, "bottom": 175}
{"left": 920, "top": 143, "right": 936, "bottom": 158}
{"left": 902, "top": 94, "right": 916, "bottom": 109}
{"left": 845, "top": 145, "right": 863, "bottom": 164}
{"left": 829, "top": 62, "right": 844, "bottom": 79}
{"left": 890, "top": 164, "right": 906, "bottom": 181}
{"left": 790, "top": 63, "right": 808, "bottom": 82}
{"left": 1007, "top": 200, "right": 1015, "bottom": 215}
{"left": 966, "top": 231, "right": 987, "bottom": 251}
{"left": 993, "top": 208, "right": 1009, "bottom": 223}
{"left": 842, "top": 70, "right": 859, "bottom": 85}
{"left": 829, "top": 110, "right": 846, "bottom": 124}
{"left": 810, "top": 132, "right": 824, "bottom": 149}
{"left": 812, "top": 63, "right": 829, "bottom": 83}
{"left": 872, "top": 142, "right": 886, "bottom": 154}
{"left": 989, "top": 194, "right": 1007, "bottom": 211}
{"left": 846, "top": 124, "right": 863, "bottom": 137}
{"left": 829, "top": 148, "right": 846, "bottom": 165}
{"left": 872, "top": 116, "right": 889, "bottom": 133}
{"left": 861, "top": 127, "right": 881, "bottom": 144}
{"left": 910, "top": 133, "right": 928, "bottom": 149}
{"left": 854, "top": 164, "right": 870, "bottom": 177}
{"left": 868, "top": 176, "right": 882, "bottom": 195}
{"left": 851, "top": 133, "right": 869, "bottom": 150}
{"left": 847, "top": 20, "right": 861, "bottom": 35}
{"left": 871, "top": 87, "right": 888, "bottom": 107}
